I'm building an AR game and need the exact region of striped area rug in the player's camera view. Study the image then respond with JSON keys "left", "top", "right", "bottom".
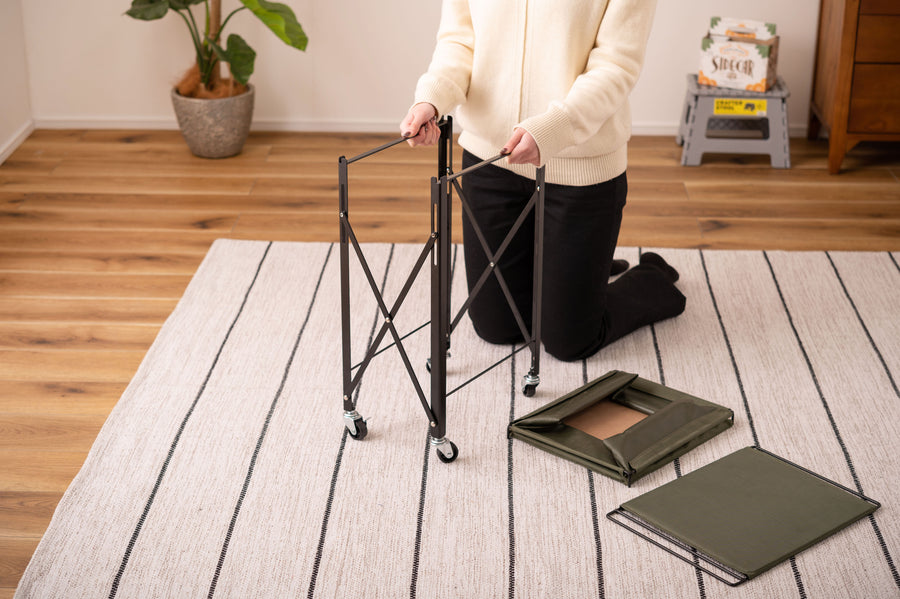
{"left": 15, "top": 240, "right": 900, "bottom": 598}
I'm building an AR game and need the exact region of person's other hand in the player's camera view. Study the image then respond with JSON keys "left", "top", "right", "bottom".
{"left": 502, "top": 128, "right": 540, "bottom": 166}
{"left": 400, "top": 103, "right": 439, "bottom": 147}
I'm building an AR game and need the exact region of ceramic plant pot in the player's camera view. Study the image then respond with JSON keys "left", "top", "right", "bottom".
{"left": 170, "top": 84, "right": 254, "bottom": 158}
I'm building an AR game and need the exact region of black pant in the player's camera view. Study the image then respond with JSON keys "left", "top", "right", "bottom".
{"left": 460, "top": 150, "right": 686, "bottom": 362}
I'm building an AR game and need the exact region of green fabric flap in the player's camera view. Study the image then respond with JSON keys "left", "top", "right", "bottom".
{"left": 510, "top": 370, "right": 638, "bottom": 429}
{"left": 510, "top": 424, "right": 624, "bottom": 476}
{"left": 621, "top": 447, "right": 879, "bottom": 578}
{"left": 508, "top": 427, "right": 628, "bottom": 483}
{"left": 603, "top": 401, "right": 716, "bottom": 468}
{"left": 622, "top": 404, "right": 733, "bottom": 474}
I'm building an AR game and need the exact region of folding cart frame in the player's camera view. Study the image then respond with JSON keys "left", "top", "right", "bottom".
{"left": 338, "top": 117, "right": 545, "bottom": 463}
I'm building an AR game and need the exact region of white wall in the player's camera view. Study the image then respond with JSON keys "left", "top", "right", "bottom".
{"left": 15, "top": 0, "right": 819, "bottom": 136}
{"left": 0, "top": 0, "right": 34, "bottom": 163}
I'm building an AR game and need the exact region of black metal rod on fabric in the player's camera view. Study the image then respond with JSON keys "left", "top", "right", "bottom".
{"left": 606, "top": 508, "right": 749, "bottom": 587}
{"left": 753, "top": 446, "right": 881, "bottom": 508}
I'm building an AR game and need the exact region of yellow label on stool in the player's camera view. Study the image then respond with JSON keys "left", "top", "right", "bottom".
{"left": 714, "top": 98, "right": 767, "bottom": 116}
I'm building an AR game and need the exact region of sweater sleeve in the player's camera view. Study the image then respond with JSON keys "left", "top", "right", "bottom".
{"left": 413, "top": 0, "right": 474, "bottom": 118}
{"left": 517, "top": 0, "right": 658, "bottom": 162}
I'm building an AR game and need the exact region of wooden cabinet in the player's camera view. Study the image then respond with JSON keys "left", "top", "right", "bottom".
{"left": 808, "top": 0, "right": 900, "bottom": 173}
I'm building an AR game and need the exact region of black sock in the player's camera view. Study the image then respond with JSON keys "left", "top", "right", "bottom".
{"left": 639, "top": 252, "right": 680, "bottom": 283}
{"left": 610, "top": 258, "right": 629, "bottom": 277}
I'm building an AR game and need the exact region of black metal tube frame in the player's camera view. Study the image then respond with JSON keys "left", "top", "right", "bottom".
{"left": 338, "top": 116, "right": 545, "bottom": 447}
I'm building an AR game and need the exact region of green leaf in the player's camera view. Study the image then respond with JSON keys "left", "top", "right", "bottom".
{"left": 710, "top": 16, "right": 721, "bottom": 29}
{"left": 212, "top": 34, "right": 257, "bottom": 85}
{"left": 765, "top": 23, "right": 777, "bottom": 36}
{"left": 756, "top": 44, "right": 770, "bottom": 59}
{"left": 701, "top": 37, "right": 713, "bottom": 52}
{"left": 239, "top": 0, "right": 309, "bottom": 51}
{"left": 126, "top": 0, "right": 170, "bottom": 20}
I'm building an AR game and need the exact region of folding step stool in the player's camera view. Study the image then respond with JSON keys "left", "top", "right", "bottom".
{"left": 677, "top": 74, "right": 791, "bottom": 168}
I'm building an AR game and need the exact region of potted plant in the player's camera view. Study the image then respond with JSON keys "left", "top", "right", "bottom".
{"left": 126, "top": 0, "right": 308, "bottom": 158}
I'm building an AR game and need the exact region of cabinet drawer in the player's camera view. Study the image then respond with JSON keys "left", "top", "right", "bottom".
{"left": 856, "top": 16, "right": 900, "bottom": 62}
{"left": 860, "top": 0, "right": 900, "bottom": 15}
{"left": 848, "top": 64, "right": 900, "bottom": 133}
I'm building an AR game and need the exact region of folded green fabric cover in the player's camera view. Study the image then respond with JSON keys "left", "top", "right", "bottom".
{"left": 507, "top": 370, "right": 734, "bottom": 485}
{"left": 611, "top": 446, "right": 880, "bottom": 584}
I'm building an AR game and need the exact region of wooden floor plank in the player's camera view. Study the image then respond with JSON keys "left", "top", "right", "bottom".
{"left": 19, "top": 189, "right": 432, "bottom": 214}
{"left": 0, "top": 414, "right": 105, "bottom": 452}
{"left": 0, "top": 450, "right": 89, "bottom": 493}
{"left": 0, "top": 251, "right": 203, "bottom": 274}
{"left": 0, "top": 381, "right": 125, "bottom": 416}
{"left": 0, "top": 492, "right": 61, "bottom": 537}
{"left": 0, "top": 272, "right": 191, "bottom": 299}
{"left": 0, "top": 208, "right": 238, "bottom": 232}
{"left": 0, "top": 298, "right": 177, "bottom": 324}
{"left": 0, "top": 538, "right": 39, "bottom": 588}
{"left": 230, "top": 211, "right": 465, "bottom": 244}
{"left": 0, "top": 174, "right": 255, "bottom": 195}
{"left": 0, "top": 230, "right": 219, "bottom": 253}
{"left": 698, "top": 217, "right": 900, "bottom": 250}
{"left": 0, "top": 323, "right": 160, "bottom": 351}
{"left": 0, "top": 350, "right": 146, "bottom": 383}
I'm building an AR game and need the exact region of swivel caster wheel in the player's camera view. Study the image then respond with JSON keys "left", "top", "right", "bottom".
{"left": 522, "top": 372, "right": 540, "bottom": 397}
{"left": 348, "top": 419, "right": 368, "bottom": 440}
{"left": 432, "top": 438, "right": 459, "bottom": 463}
{"left": 344, "top": 411, "right": 368, "bottom": 440}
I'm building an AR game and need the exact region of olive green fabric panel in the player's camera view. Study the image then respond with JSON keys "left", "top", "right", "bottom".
{"left": 508, "top": 370, "right": 734, "bottom": 485}
{"left": 621, "top": 447, "right": 879, "bottom": 578}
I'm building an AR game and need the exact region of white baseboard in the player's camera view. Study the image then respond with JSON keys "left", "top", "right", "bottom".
{"left": 0, "top": 120, "right": 36, "bottom": 164}
{"left": 33, "top": 116, "right": 177, "bottom": 130}
{"left": 32, "top": 116, "right": 401, "bottom": 133}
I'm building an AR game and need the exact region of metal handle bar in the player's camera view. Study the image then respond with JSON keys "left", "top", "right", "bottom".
{"left": 345, "top": 118, "right": 451, "bottom": 165}
{"left": 444, "top": 152, "right": 509, "bottom": 182}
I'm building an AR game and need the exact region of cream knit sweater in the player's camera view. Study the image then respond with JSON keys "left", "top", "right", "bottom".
{"left": 414, "top": 0, "right": 658, "bottom": 186}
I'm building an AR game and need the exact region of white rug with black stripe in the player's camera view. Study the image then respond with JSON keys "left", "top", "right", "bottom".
{"left": 15, "top": 240, "right": 900, "bottom": 598}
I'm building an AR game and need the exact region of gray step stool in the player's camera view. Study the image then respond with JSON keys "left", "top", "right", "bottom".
{"left": 677, "top": 74, "right": 791, "bottom": 168}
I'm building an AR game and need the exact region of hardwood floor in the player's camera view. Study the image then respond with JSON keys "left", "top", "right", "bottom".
{"left": 1, "top": 129, "right": 898, "bottom": 596}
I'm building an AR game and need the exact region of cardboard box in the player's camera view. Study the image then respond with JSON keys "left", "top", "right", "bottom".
{"left": 698, "top": 17, "right": 779, "bottom": 92}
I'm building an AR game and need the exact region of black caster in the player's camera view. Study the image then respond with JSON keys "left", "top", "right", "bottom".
{"left": 522, "top": 372, "right": 540, "bottom": 397}
{"left": 348, "top": 419, "right": 368, "bottom": 440}
{"left": 432, "top": 439, "right": 459, "bottom": 463}
{"left": 344, "top": 410, "right": 368, "bottom": 440}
